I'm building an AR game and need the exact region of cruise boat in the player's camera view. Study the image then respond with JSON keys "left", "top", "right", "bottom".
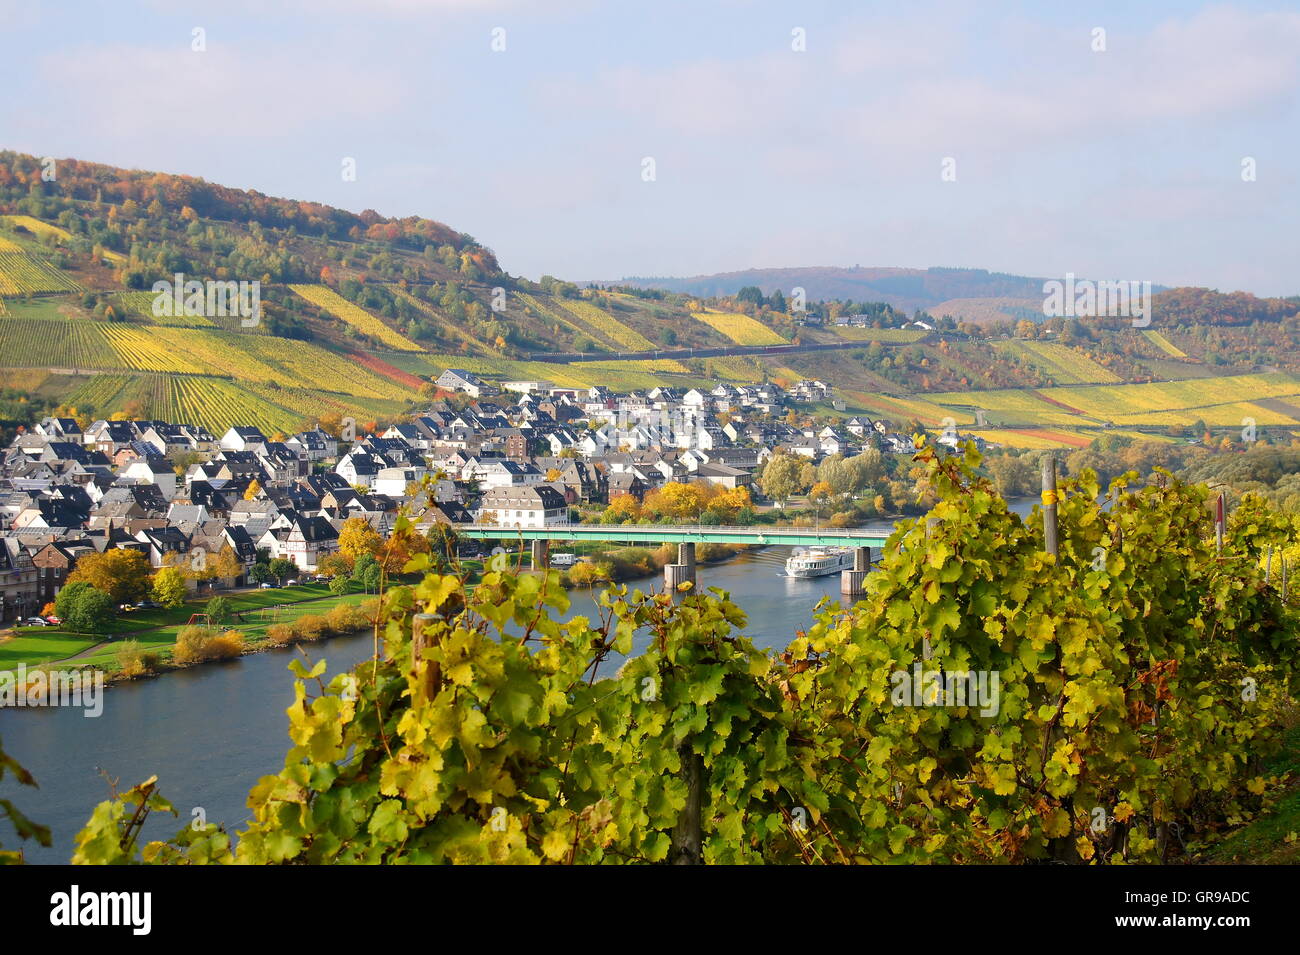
{"left": 784, "top": 547, "right": 856, "bottom": 578}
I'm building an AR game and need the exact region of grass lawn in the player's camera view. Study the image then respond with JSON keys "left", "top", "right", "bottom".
{"left": 0, "top": 633, "right": 99, "bottom": 668}
{"left": 1, "top": 582, "right": 376, "bottom": 672}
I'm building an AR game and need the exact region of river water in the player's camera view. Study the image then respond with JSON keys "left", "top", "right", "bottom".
{"left": 2, "top": 501, "right": 1036, "bottom": 863}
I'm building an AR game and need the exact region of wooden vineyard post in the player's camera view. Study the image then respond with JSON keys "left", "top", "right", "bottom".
{"left": 1215, "top": 493, "right": 1226, "bottom": 555}
{"left": 1042, "top": 456, "right": 1058, "bottom": 557}
{"left": 670, "top": 746, "right": 704, "bottom": 865}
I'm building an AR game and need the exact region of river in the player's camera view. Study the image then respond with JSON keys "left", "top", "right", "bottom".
{"left": 1, "top": 500, "right": 1036, "bottom": 863}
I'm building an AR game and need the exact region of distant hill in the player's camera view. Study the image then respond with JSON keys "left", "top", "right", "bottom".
{"left": 614, "top": 266, "right": 1051, "bottom": 317}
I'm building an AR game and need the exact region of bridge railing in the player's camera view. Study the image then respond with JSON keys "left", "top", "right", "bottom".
{"left": 452, "top": 522, "right": 896, "bottom": 539}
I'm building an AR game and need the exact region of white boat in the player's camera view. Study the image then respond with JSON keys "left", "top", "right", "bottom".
{"left": 784, "top": 547, "right": 856, "bottom": 578}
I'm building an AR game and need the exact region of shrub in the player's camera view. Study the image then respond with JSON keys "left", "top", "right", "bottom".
{"left": 172, "top": 625, "right": 220, "bottom": 665}
{"left": 567, "top": 560, "right": 612, "bottom": 587}
{"left": 295, "top": 615, "right": 327, "bottom": 642}
{"left": 265, "top": 623, "right": 298, "bottom": 647}
{"left": 115, "top": 640, "right": 152, "bottom": 678}
{"left": 206, "top": 631, "right": 245, "bottom": 660}
{"left": 326, "top": 604, "right": 369, "bottom": 633}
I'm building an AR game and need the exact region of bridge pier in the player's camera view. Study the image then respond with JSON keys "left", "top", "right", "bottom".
{"left": 664, "top": 541, "right": 697, "bottom": 593}
{"left": 531, "top": 538, "right": 550, "bottom": 571}
{"left": 840, "top": 546, "right": 872, "bottom": 598}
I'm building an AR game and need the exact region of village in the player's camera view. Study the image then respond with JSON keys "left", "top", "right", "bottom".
{"left": 0, "top": 367, "right": 970, "bottom": 625}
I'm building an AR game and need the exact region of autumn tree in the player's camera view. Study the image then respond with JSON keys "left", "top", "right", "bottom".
{"left": 151, "top": 567, "right": 188, "bottom": 609}
{"left": 66, "top": 548, "right": 152, "bottom": 605}
{"left": 338, "top": 517, "right": 383, "bottom": 565}
{"left": 759, "top": 452, "right": 802, "bottom": 506}
{"left": 244, "top": 479, "right": 262, "bottom": 501}
{"left": 601, "top": 494, "right": 641, "bottom": 524}
{"left": 211, "top": 545, "right": 244, "bottom": 582}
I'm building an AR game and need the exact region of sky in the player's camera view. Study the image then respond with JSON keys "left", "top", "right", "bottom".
{"left": 1, "top": 0, "right": 1297, "bottom": 295}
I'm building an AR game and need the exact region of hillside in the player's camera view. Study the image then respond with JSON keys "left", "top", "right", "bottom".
{"left": 2, "top": 150, "right": 1300, "bottom": 447}
{"left": 616, "top": 266, "right": 1052, "bottom": 315}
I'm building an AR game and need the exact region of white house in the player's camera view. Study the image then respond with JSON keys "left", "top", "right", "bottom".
{"left": 122, "top": 459, "right": 177, "bottom": 500}
{"left": 374, "top": 466, "right": 428, "bottom": 497}
{"left": 281, "top": 517, "right": 340, "bottom": 572}
{"left": 435, "top": 369, "right": 484, "bottom": 397}
{"left": 475, "top": 485, "right": 568, "bottom": 529}
{"left": 220, "top": 426, "right": 269, "bottom": 453}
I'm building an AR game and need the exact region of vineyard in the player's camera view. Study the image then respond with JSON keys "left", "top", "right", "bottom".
{"left": 1039, "top": 374, "right": 1300, "bottom": 418}
{"left": 1144, "top": 329, "right": 1190, "bottom": 359}
{"left": 2, "top": 215, "right": 129, "bottom": 267}
{"left": 114, "top": 291, "right": 218, "bottom": 327}
{"left": 691, "top": 308, "right": 788, "bottom": 346}
{"left": 62, "top": 372, "right": 411, "bottom": 435}
{"left": 289, "top": 284, "right": 424, "bottom": 352}
{"left": 925, "top": 387, "right": 1077, "bottom": 422}
{"left": 0, "top": 252, "right": 83, "bottom": 295}
{"left": 838, "top": 389, "right": 977, "bottom": 426}
{"left": 1, "top": 214, "right": 72, "bottom": 242}
{"left": 994, "top": 341, "right": 1121, "bottom": 384}
{"left": 0, "top": 317, "right": 135, "bottom": 369}
{"left": 349, "top": 351, "right": 424, "bottom": 389}
{"left": 146, "top": 329, "right": 415, "bottom": 399}
{"left": 923, "top": 373, "right": 1300, "bottom": 427}
{"left": 1107, "top": 401, "right": 1300, "bottom": 427}
{"left": 971, "top": 428, "right": 1095, "bottom": 449}
{"left": 704, "top": 357, "right": 767, "bottom": 382}
{"left": 387, "top": 286, "right": 492, "bottom": 354}
{"left": 559, "top": 298, "right": 657, "bottom": 351}
{"left": 514, "top": 292, "right": 609, "bottom": 349}
{"left": 0, "top": 317, "right": 421, "bottom": 400}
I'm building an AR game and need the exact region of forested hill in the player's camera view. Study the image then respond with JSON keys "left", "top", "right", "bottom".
{"left": 0, "top": 152, "right": 498, "bottom": 271}
{"left": 615, "top": 266, "right": 1051, "bottom": 314}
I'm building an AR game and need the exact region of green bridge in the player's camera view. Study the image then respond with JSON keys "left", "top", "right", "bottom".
{"left": 453, "top": 523, "right": 894, "bottom": 595}
{"left": 454, "top": 523, "right": 892, "bottom": 548}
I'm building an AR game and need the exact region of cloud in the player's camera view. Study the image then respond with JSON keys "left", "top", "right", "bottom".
{"left": 842, "top": 6, "right": 1300, "bottom": 156}
{"left": 28, "top": 43, "right": 405, "bottom": 144}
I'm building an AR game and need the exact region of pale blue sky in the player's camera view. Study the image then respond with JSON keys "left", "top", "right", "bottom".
{"left": 2, "top": 0, "right": 1296, "bottom": 294}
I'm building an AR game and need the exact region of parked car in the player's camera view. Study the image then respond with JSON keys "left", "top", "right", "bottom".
{"left": 135, "top": 600, "right": 161, "bottom": 610}
{"left": 119, "top": 603, "right": 136, "bottom": 612}
{"left": 24, "top": 617, "right": 50, "bottom": 626}
{"left": 44, "top": 615, "right": 61, "bottom": 625}
{"left": 260, "top": 582, "right": 277, "bottom": 589}
{"left": 286, "top": 579, "right": 299, "bottom": 586}
{"left": 550, "top": 553, "right": 577, "bottom": 567}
